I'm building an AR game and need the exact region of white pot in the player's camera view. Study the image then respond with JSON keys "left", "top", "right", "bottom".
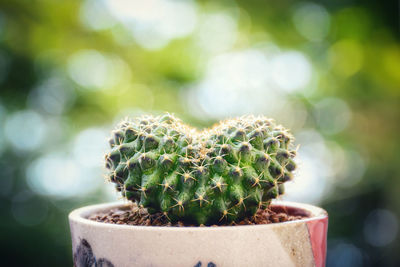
{"left": 69, "top": 201, "right": 328, "bottom": 267}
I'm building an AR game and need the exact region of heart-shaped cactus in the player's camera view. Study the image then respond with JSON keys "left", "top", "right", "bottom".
{"left": 105, "top": 114, "right": 297, "bottom": 225}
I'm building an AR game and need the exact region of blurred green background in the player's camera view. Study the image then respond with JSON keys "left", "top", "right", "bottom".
{"left": 0, "top": 0, "right": 399, "bottom": 266}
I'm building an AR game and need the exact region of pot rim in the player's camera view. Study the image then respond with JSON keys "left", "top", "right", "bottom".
{"left": 69, "top": 200, "right": 328, "bottom": 231}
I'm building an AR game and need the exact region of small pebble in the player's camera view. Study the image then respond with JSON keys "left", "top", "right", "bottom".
{"left": 88, "top": 203, "right": 309, "bottom": 226}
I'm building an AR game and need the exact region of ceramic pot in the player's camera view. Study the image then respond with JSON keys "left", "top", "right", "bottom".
{"left": 69, "top": 201, "right": 328, "bottom": 267}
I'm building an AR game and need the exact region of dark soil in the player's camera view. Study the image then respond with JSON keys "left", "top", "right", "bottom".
{"left": 88, "top": 204, "right": 309, "bottom": 227}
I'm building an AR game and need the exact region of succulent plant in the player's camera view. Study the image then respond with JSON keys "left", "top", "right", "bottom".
{"left": 105, "top": 114, "right": 297, "bottom": 225}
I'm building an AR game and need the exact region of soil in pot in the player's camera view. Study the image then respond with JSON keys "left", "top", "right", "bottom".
{"left": 88, "top": 203, "right": 310, "bottom": 227}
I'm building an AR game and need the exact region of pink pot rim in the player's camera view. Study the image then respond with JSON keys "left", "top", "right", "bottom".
{"left": 69, "top": 200, "right": 328, "bottom": 231}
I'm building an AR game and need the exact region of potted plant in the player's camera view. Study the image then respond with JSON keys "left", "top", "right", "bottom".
{"left": 69, "top": 114, "right": 328, "bottom": 267}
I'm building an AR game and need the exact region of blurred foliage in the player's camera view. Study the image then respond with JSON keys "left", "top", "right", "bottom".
{"left": 0, "top": 0, "right": 399, "bottom": 266}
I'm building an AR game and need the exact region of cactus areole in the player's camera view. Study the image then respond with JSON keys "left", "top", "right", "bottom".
{"left": 105, "top": 114, "right": 297, "bottom": 225}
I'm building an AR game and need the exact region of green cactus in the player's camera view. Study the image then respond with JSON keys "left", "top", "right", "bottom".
{"left": 105, "top": 114, "right": 297, "bottom": 225}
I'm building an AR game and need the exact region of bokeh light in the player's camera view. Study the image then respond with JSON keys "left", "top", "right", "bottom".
{"left": 106, "top": 0, "right": 197, "bottom": 50}
{"left": 185, "top": 48, "right": 312, "bottom": 121}
{"left": 25, "top": 127, "right": 108, "bottom": 199}
{"left": 67, "top": 50, "right": 130, "bottom": 90}
{"left": 314, "top": 97, "right": 352, "bottom": 135}
{"left": 27, "top": 75, "right": 76, "bottom": 115}
{"left": 26, "top": 151, "right": 102, "bottom": 198}
{"left": 270, "top": 51, "right": 312, "bottom": 92}
{"left": 329, "top": 39, "right": 364, "bottom": 77}
{"left": 327, "top": 241, "right": 364, "bottom": 267}
{"left": 4, "top": 110, "right": 47, "bottom": 152}
{"left": 284, "top": 129, "right": 331, "bottom": 204}
{"left": 292, "top": 2, "right": 331, "bottom": 42}
{"left": 11, "top": 191, "right": 49, "bottom": 227}
{"left": 80, "top": 0, "right": 117, "bottom": 31}
{"left": 364, "top": 209, "right": 398, "bottom": 247}
{"left": 194, "top": 13, "right": 238, "bottom": 53}
{"left": 72, "top": 128, "right": 109, "bottom": 168}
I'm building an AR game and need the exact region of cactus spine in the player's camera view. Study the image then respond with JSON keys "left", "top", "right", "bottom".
{"left": 105, "top": 114, "right": 297, "bottom": 225}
